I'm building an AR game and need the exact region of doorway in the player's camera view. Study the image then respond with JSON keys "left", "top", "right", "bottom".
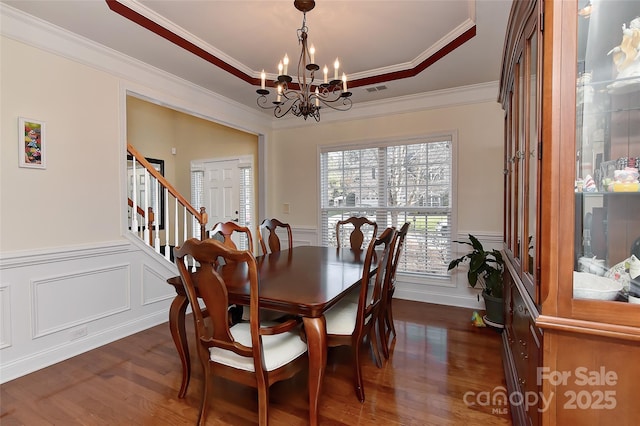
{"left": 192, "top": 156, "right": 254, "bottom": 250}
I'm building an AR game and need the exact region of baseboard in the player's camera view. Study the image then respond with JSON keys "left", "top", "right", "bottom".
{"left": 394, "top": 287, "right": 484, "bottom": 310}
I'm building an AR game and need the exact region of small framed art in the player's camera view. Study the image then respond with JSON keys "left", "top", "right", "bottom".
{"left": 18, "top": 117, "right": 46, "bottom": 169}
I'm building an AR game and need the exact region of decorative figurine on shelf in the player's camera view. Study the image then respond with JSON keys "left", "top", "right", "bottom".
{"left": 607, "top": 17, "right": 640, "bottom": 93}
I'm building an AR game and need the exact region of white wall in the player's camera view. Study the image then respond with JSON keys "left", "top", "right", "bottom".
{"left": 0, "top": 5, "right": 504, "bottom": 382}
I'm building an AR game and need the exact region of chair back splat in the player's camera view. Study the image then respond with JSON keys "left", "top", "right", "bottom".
{"left": 209, "top": 221, "right": 254, "bottom": 322}
{"left": 210, "top": 221, "right": 254, "bottom": 252}
{"left": 258, "top": 218, "right": 293, "bottom": 255}
{"left": 174, "top": 238, "right": 307, "bottom": 425}
{"left": 324, "top": 226, "right": 396, "bottom": 403}
{"left": 336, "top": 216, "right": 378, "bottom": 250}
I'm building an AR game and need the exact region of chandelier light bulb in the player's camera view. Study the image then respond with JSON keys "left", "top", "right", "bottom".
{"left": 334, "top": 58, "right": 340, "bottom": 80}
{"left": 283, "top": 54, "right": 289, "bottom": 75}
{"left": 310, "top": 45, "right": 316, "bottom": 64}
{"left": 278, "top": 61, "right": 283, "bottom": 75}
{"left": 323, "top": 65, "right": 328, "bottom": 84}
{"left": 342, "top": 73, "right": 347, "bottom": 92}
{"left": 261, "top": 70, "right": 266, "bottom": 90}
{"left": 315, "top": 87, "right": 320, "bottom": 106}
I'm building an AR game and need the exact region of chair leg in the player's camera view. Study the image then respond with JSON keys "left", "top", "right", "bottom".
{"left": 352, "top": 338, "right": 365, "bottom": 403}
{"left": 369, "top": 322, "right": 383, "bottom": 369}
{"left": 198, "top": 365, "right": 212, "bottom": 426}
{"left": 379, "top": 309, "right": 390, "bottom": 360}
{"left": 257, "top": 382, "right": 269, "bottom": 425}
{"left": 386, "top": 298, "right": 396, "bottom": 343}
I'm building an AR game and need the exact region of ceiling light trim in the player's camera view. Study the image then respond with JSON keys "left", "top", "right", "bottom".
{"left": 112, "top": 0, "right": 253, "bottom": 76}
{"left": 106, "top": 0, "right": 476, "bottom": 92}
{"left": 105, "top": 0, "right": 257, "bottom": 85}
{"left": 347, "top": 26, "right": 476, "bottom": 89}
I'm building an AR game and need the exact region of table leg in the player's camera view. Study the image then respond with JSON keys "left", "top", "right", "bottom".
{"left": 302, "top": 316, "right": 327, "bottom": 426}
{"left": 168, "top": 294, "right": 190, "bottom": 398}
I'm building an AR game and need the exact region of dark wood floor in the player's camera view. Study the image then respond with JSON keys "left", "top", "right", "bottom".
{"left": 1, "top": 299, "right": 511, "bottom": 425}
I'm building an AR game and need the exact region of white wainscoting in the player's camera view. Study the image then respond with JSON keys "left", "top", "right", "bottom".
{"left": 0, "top": 285, "right": 11, "bottom": 349}
{"left": 290, "top": 226, "right": 319, "bottom": 247}
{"left": 0, "top": 239, "right": 178, "bottom": 383}
{"left": 394, "top": 231, "right": 504, "bottom": 309}
{"left": 32, "top": 264, "right": 131, "bottom": 338}
{"left": 0, "top": 230, "right": 502, "bottom": 382}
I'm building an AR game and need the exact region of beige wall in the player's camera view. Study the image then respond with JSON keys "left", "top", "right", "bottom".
{"left": 126, "top": 96, "right": 259, "bottom": 213}
{"left": 1, "top": 33, "right": 503, "bottom": 253}
{"left": 269, "top": 102, "right": 505, "bottom": 234}
{"left": 1, "top": 38, "right": 122, "bottom": 251}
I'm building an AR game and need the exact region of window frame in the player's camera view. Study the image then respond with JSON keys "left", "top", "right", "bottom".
{"left": 317, "top": 132, "right": 458, "bottom": 280}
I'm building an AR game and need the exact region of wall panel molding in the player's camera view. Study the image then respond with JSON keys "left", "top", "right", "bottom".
{"left": 0, "top": 241, "right": 130, "bottom": 270}
{"left": 0, "top": 240, "right": 173, "bottom": 384}
{"left": 291, "top": 226, "right": 318, "bottom": 246}
{"left": 0, "top": 285, "right": 11, "bottom": 349}
{"left": 31, "top": 264, "right": 131, "bottom": 338}
{"left": 141, "top": 264, "right": 175, "bottom": 306}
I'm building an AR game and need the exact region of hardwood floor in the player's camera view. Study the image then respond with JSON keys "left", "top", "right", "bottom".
{"left": 1, "top": 300, "right": 511, "bottom": 425}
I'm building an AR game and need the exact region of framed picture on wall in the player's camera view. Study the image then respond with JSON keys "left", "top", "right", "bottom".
{"left": 18, "top": 117, "right": 46, "bottom": 169}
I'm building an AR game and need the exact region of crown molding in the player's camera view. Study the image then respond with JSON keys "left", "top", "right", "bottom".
{"left": 1, "top": 3, "right": 498, "bottom": 131}
{"left": 0, "top": 3, "right": 271, "bottom": 131}
{"left": 271, "top": 81, "right": 500, "bottom": 130}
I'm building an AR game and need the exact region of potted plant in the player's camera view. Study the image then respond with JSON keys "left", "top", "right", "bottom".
{"left": 448, "top": 234, "right": 505, "bottom": 325}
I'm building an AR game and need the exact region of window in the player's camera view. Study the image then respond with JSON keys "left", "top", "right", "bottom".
{"left": 191, "top": 169, "right": 204, "bottom": 238}
{"left": 320, "top": 136, "right": 454, "bottom": 277}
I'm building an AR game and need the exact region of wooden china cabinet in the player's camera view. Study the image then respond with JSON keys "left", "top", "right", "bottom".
{"left": 499, "top": 1, "right": 640, "bottom": 425}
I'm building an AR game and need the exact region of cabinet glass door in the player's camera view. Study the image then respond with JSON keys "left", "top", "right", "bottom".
{"left": 525, "top": 23, "right": 539, "bottom": 282}
{"left": 574, "top": 0, "right": 640, "bottom": 304}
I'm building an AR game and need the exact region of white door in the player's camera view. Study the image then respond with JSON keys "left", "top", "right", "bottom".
{"left": 203, "top": 159, "right": 243, "bottom": 246}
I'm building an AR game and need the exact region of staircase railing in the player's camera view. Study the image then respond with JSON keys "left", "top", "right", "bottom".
{"left": 127, "top": 143, "right": 207, "bottom": 261}
{"left": 128, "top": 198, "right": 155, "bottom": 246}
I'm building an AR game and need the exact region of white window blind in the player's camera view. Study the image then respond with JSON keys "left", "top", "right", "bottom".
{"left": 320, "top": 138, "right": 453, "bottom": 277}
{"left": 191, "top": 170, "right": 204, "bottom": 238}
{"left": 238, "top": 166, "right": 253, "bottom": 251}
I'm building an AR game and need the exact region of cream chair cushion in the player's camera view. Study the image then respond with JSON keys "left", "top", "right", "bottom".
{"left": 210, "top": 322, "right": 307, "bottom": 372}
{"left": 324, "top": 300, "right": 358, "bottom": 335}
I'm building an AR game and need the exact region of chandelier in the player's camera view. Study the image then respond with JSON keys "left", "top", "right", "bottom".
{"left": 256, "top": 0, "right": 352, "bottom": 121}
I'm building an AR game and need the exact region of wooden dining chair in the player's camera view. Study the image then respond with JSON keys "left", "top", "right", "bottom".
{"left": 323, "top": 226, "right": 397, "bottom": 402}
{"left": 258, "top": 218, "right": 293, "bottom": 255}
{"left": 379, "top": 222, "right": 410, "bottom": 359}
{"left": 336, "top": 216, "right": 378, "bottom": 249}
{"left": 209, "top": 221, "right": 254, "bottom": 252}
{"left": 174, "top": 238, "right": 308, "bottom": 426}
{"left": 209, "top": 221, "right": 254, "bottom": 323}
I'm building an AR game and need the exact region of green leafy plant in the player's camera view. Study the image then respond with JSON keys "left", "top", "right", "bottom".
{"left": 448, "top": 234, "right": 505, "bottom": 298}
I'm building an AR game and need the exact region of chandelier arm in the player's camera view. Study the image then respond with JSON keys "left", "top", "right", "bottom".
{"left": 281, "top": 86, "right": 305, "bottom": 103}
{"left": 257, "top": 94, "right": 277, "bottom": 110}
{"left": 316, "top": 96, "right": 353, "bottom": 112}
{"left": 274, "top": 99, "right": 298, "bottom": 118}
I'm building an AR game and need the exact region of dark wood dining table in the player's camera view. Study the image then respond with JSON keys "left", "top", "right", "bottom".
{"left": 166, "top": 245, "right": 368, "bottom": 426}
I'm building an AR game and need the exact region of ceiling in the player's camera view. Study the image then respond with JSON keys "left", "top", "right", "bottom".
{"left": 3, "top": 0, "right": 513, "bottom": 116}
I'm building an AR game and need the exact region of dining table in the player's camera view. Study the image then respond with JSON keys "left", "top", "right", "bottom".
{"left": 166, "top": 245, "right": 369, "bottom": 426}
